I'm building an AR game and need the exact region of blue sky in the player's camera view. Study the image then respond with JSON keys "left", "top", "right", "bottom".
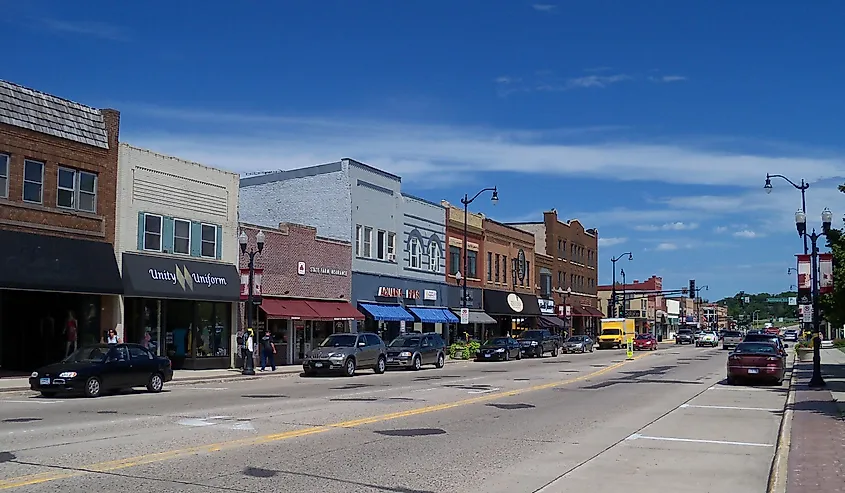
{"left": 4, "top": 0, "right": 844, "bottom": 300}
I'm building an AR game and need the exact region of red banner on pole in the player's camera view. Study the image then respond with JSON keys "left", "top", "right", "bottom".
{"left": 240, "top": 268, "right": 264, "bottom": 300}
{"left": 819, "top": 253, "right": 833, "bottom": 294}
{"left": 796, "top": 254, "right": 811, "bottom": 290}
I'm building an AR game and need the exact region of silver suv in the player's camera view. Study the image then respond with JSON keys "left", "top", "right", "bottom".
{"left": 303, "top": 333, "right": 387, "bottom": 377}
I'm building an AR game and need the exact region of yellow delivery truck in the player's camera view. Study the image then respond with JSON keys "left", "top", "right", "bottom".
{"left": 597, "top": 318, "right": 636, "bottom": 349}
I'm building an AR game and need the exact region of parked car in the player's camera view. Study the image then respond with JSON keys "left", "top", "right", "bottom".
{"left": 475, "top": 337, "right": 522, "bottom": 361}
{"left": 29, "top": 344, "right": 173, "bottom": 398}
{"left": 721, "top": 330, "right": 743, "bottom": 350}
{"left": 726, "top": 342, "right": 786, "bottom": 385}
{"left": 675, "top": 329, "right": 695, "bottom": 345}
{"left": 742, "top": 333, "right": 788, "bottom": 356}
{"left": 633, "top": 333, "right": 658, "bottom": 351}
{"left": 696, "top": 332, "right": 719, "bottom": 347}
{"left": 303, "top": 332, "right": 387, "bottom": 377}
{"left": 515, "top": 329, "right": 561, "bottom": 357}
{"left": 385, "top": 333, "right": 446, "bottom": 370}
{"left": 562, "top": 335, "right": 594, "bottom": 353}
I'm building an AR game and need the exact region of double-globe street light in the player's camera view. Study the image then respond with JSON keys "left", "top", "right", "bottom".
{"left": 795, "top": 208, "right": 833, "bottom": 387}
{"left": 609, "top": 252, "right": 633, "bottom": 318}
{"left": 238, "top": 229, "right": 265, "bottom": 376}
{"left": 457, "top": 187, "right": 498, "bottom": 337}
{"left": 764, "top": 173, "right": 810, "bottom": 255}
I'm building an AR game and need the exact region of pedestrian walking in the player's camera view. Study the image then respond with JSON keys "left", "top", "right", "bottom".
{"left": 260, "top": 329, "right": 276, "bottom": 371}
{"left": 104, "top": 328, "right": 120, "bottom": 344}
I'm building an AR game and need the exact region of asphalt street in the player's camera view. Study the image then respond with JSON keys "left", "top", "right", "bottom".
{"left": 0, "top": 344, "right": 791, "bottom": 493}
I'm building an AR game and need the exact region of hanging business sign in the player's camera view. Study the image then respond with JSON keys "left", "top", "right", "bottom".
{"left": 538, "top": 298, "right": 555, "bottom": 314}
{"left": 819, "top": 253, "right": 833, "bottom": 294}
{"left": 516, "top": 249, "right": 527, "bottom": 282}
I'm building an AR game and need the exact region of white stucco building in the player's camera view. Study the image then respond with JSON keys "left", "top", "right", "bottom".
{"left": 113, "top": 144, "right": 241, "bottom": 370}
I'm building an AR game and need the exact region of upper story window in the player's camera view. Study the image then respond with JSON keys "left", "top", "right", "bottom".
{"left": 429, "top": 241, "right": 440, "bottom": 272}
{"left": 487, "top": 252, "right": 492, "bottom": 281}
{"left": 449, "top": 245, "right": 460, "bottom": 275}
{"left": 173, "top": 219, "right": 191, "bottom": 255}
{"left": 23, "top": 159, "right": 44, "bottom": 204}
{"left": 503, "top": 256, "right": 507, "bottom": 284}
{"left": 363, "top": 227, "right": 373, "bottom": 258}
{"left": 0, "top": 153, "right": 8, "bottom": 199}
{"left": 494, "top": 254, "right": 500, "bottom": 282}
{"left": 377, "top": 230, "right": 386, "bottom": 260}
{"left": 143, "top": 213, "right": 163, "bottom": 251}
{"left": 200, "top": 224, "right": 217, "bottom": 258}
{"left": 467, "top": 250, "right": 478, "bottom": 278}
{"left": 387, "top": 232, "right": 396, "bottom": 261}
{"left": 409, "top": 237, "right": 422, "bottom": 269}
{"left": 355, "top": 225, "right": 362, "bottom": 256}
{"left": 57, "top": 167, "right": 98, "bottom": 213}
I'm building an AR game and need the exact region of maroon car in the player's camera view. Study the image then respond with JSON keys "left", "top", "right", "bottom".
{"left": 633, "top": 333, "right": 658, "bottom": 351}
{"left": 726, "top": 342, "right": 786, "bottom": 385}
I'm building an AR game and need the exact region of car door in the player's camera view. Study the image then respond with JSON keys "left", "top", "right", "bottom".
{"left": 355, "top": 335, "right": 372, "bottom": 367}
{"left": 367, "top": 334, "right": 384, "bottom": 365}
{"left": 420, "top": 336, "right": 436, "bottom": 364}
{"left": 102, "top": 345, "right": 133, "bottom": 389}
{"left": 127, "top": 345, "right": 155, "bottom": 386}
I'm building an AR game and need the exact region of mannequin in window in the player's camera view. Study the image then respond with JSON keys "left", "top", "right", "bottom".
{"left": 64, "top": 311, "right": 78, "bottom": 357}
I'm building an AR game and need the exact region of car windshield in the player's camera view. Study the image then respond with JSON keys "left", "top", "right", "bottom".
{"left": 484, "top": 338, "right": 509, "bottom": 346}
{"left": 63, "top": 346, "right": 109, "bottom": 363}
{"left": 566, "top": 336, "right": 586, "bottom": 342}
{"left": 744, "top": 334, "right": 778, "bottom": 343}
{"left": 319, "top": 334, "right": 358, "bottom": 347}
{"left": 602, "top": 329, "right": 621, "bottom": 335}
{"left": 389, "top": 336, "right": 421, "bottom": 347}
{"left": 734, "top": 343, "right": 778, "bottom": 354}
{"left": 635, "top": 334, "right": 651, "bottom": 340}
{"left": 516, "top": 331, "right": 543, "bottom": 339}
{"left": 679, "top": 330, "right": 692, "bottom": 334}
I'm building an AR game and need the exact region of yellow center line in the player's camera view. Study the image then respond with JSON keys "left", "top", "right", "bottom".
{"left": 0, "top": 352, "right": 653, "bottom": 490}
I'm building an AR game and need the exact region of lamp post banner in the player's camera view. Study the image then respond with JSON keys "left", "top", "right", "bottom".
{"left": 819, "top": 253, "right": 834, "bottom": 294}
{"left": 796, "top": 254, "right": 811, "bottom": 302}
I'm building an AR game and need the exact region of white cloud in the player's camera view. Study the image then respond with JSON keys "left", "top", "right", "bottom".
{"left": 40, "top": 19, "right": 130, "bottom": 41}
{"left": 634, "top": 222, "right": 699, "bottom": 231}
{"left": 656, "top": 242, "right": 679, "bottom": 251}
{"left": 532, "top": 3, "right": 556, "bottom": 12}
{"left": 733, "top": 229, "right": 760, "bottom": 238}
{"left": 120, "top": 104, "right": 845, "bottom": 190}
{"left": 714, "top": 226, "right": 728, "bottom": 233}
{"left": 558, "top": 74, "right": 631, "bottom": 89}
{"left": 651, "top": 75, "right": 687, "bottom": 83}
{"left": 598, "top": 237, "right": 627, "bottom": 247}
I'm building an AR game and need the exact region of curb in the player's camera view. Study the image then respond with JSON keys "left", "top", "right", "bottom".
{"left": 0, "top": 358, "right": 467, "bottom": 394}
{"left": 767, "top": 354, "right": 797, "bottom": 493}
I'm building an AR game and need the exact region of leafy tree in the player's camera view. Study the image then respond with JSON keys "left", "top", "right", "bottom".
{"left": 718, "top": 291, "right": 799, "bottom": 322}
{"left": 819, "top": 183, "right": 845, "bottom": 328}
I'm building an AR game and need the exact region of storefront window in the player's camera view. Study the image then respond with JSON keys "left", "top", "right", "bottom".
{"left": 165, "top": 300, "right": 194, "bottom": 361}
{"left": 196, "top": 302, "right": 230, "bottom": 358}
{"left": 126, "top": 298, "right": 162, "bottom": 356}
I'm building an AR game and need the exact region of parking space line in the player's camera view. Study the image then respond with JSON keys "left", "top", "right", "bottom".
{"left": 625, "top": 433, "right": 773, "bottom": 447}
{"left": 680, "top": 404, "right": 782, "bottom": 412}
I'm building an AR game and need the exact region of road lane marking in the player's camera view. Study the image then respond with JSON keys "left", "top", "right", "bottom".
{"left": 467, "top": 388, "right": 500, "bottom": 394}
{"left": 1, "top": 400, "right": 60, "bottom": 405}
{"left": 680, "top": 404, "right": 782, "bottom": 412}
{"left": 625, "top": 433, "right": 773, "bottom": 447}
{"left": 0, "top": 352, "right": 655, "bottom": 490}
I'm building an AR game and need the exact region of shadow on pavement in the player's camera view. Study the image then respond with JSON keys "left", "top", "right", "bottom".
{"left": 240, "top": 466, "right": 437, "bottom": 493}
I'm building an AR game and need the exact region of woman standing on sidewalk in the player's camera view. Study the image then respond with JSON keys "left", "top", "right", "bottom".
{"left": 260, "top": 329, "right": 276, "bottom": 371}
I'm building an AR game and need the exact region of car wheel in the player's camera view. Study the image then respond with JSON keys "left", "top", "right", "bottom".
{"left": 85, "top": 377, "right": 102, "bottom": 398}
{"left": 516, "top": 350, "right": 522, "bottom": 360}
{"left": 303, "top": 370, "right": 315, "bottom": 377}
{"left": 40, "top": 391, "right": 57, "bottom": 398}
{"left": 146, "top": 373, "right": 164, "bottom": 393}
{"left": 435, "top": 353, "right": 445, "bottom": 368}
{"left": 344, "top": 358, "right": 356, "bottom": 377}
{"left": 726, "top": 375, "right": 736, "bottom": 385}
{"left": 412, "top": 355, "right": 422, "bottom": 371}
{"left": 374, "top": 356, "right": 386, "bottom": 374}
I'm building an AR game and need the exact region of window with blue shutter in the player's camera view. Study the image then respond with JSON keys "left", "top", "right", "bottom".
{"left": 216, "top": 225, "right": 222, "bottom": 259}
{"left": 136, "top": 212, "right": 145, "bottom": 250}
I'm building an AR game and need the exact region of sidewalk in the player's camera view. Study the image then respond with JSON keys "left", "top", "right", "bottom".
{"left": 0, "top": 358, "right": 465, "bottom": 393}
{"left": 786, "top": 348, "right": 845, "bottom": 493}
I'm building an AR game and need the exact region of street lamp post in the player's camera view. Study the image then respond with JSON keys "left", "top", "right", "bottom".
{"left": 765, "top": 173, "right": 810, "bottom": 255}
{"left": 695, "top": 286, "right": 709, "bottom": 328}
{"left": 795, "top": 208, "right": 833, "bottom": 388}
{"left": 610, "top": 252, "right": 633, "bottom": 318}
{"left": 238, "top": 229, "right": 265, "bottom": 376}
{"left": 558, "top": 286, "right": 572, "bottom": 338}
{"left": 620, "top": 268, "right": 627, "bottom": 318}
{"left": 458, "top": 187, "right": 498, "bottom": 337}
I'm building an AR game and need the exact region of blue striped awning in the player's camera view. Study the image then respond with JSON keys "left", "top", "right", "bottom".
{"left": 358, "top": 303, "right": 416, "bottom": 322}
{"left": 409, "top": 307, "right": 460, "bottom": 324}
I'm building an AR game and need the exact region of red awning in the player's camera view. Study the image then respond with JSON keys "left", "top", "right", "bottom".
{"left": 260, "top": 299, "right": 320, "bottom": 320}
{"left": 565, "top": 305, "right": 588, "bottom": 317}
{"left": 582, "top": 306, "right": 605, "bottom": 318}
{"left": 306, "top": 300, "right": 365, "bottom": 321}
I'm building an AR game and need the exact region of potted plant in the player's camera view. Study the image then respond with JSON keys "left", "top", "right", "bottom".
{"left": 795, "top": 341, "right": 814, "bottom": 362}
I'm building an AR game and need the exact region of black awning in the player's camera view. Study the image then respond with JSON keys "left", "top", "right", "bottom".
{"left": 0, "top": 229, "right": 122, "bottom": 295}
{"left": 483, "top": 290, "right": 542, "bottom": 317}
{"left": 538, "top": 315, "right": 566, "bottom": 330}
{"left": 122, "top": 253, "right": 240, "bottom": 302}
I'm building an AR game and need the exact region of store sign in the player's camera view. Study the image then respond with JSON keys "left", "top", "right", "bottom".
{"left": 507, "top": 293, "right": 524, "bottom": 313}
{"left": 424, "top": 289, "right": 437, "bottom": 301}
{"left": 309, "top": 266, "right": 349, "bottom": 277}
{"left": 297, "top": 262, "right": 306, "bottom": 275}
{"left": 538, "top": 298, "right": 555, "bottom": 315}
{"left": 149, "top": 265, "right": 229, "bottom": 290}
{"left": 122, "top": 253, "right": 241, "bottom": 302}
{"left": 377, "top": 286, "right": 421, "bottom": 299}
{"left": 239, "top": 268, "right": 264, "bottom": 300}
{"left": 516, "top": 249, "right": 527, "bottom": 282}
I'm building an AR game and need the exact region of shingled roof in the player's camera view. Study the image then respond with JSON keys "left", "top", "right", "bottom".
{"left": 0, "top": 80, "right": 109, "bottom": 149}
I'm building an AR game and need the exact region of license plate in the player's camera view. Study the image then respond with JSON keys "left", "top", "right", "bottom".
{"left": 747, "top": 368, "right": 759, "bottom": 374}
{"left": 314, "top": 362, "right": 323, "bottom": 368}
{"left": 484, "top": 354, "right": 491, "bottom": 358}
{"left": 387, "top": 358, "right": 394, "bottom": 362}
{"left": 40, "top": 378, "right": 50, "bottom": 385}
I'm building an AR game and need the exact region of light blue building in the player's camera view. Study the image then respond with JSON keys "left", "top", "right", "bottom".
{"left": 239, "top": 158, "right": 456, "bottom": 340}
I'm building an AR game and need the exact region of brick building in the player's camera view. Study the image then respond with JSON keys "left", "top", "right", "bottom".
{"left": 0, "top": 80, "right": 123, "bottom": 372}
{"left": 239, "top": 222, "right": 363, "bottom": 365}
{"left": 598, "top": 275, "right": 667, "bottom": 335}
{"left": 481, "top": 218, "right": 541, "bottom": 337}
{"left": 510, "top": 209, "right": 602, "bottom": 335}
